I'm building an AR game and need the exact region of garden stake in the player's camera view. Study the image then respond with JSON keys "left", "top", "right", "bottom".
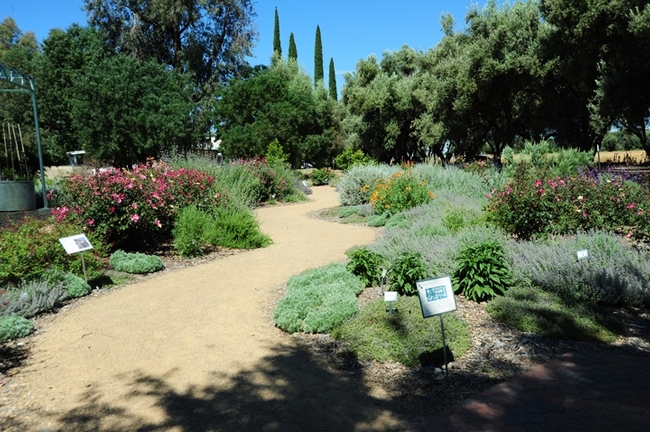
{"left": 80, "top": 251, "right": 88, "bottom": 283}
{"left": 440, "top": 314, "right": 449, "bottom": 381}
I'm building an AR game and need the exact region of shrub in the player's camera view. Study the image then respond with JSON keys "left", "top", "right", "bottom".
{"left": 229, "top": 156, "right": 300, "bottom": 203}
{"left": 0, "top": 314, "right": 33, "bottom": 341}
{"left": 338, "top": 206, "right": 359, "bottom": 218}
{"left": 486, "top": 284, "right": 621, "bottom": 343}
{"left": 334, "top": 147, "right": 373, "bottom": 171}
{"left": 109, "top": 250, "right": 165, "bottom": 274}
{"left": 337, "top": 164, "right": 400, "bottom": 206}
{"left": 367, "top": 213, "right": 390, "bottom": 227}
{"left": 204, "top": 206, "right": 272, "bottom": 250}
{"left": 501, "top": 140, "right": 593, "bottom": 178}
{"left": 50, "top": 159, "right": 223, "bottom": 250}
{"left": 265, "top": 139, "right": 289, "bottom": 165}
{"left": 453, "top": 241, "right": 511, "bottom": 302}
{"left": 0, "top": 276, "right": 68, "bottom": 318}
{"left": 173, "top": 205, "right": 271, "bottom": 257}
{"left": 310, "top": 168, "right": 335, "bottom": 186}
{"left": 507, "top": 231, "right": 650, "bottom": 307}
{"left": 369, "top": 170, "right": 434, "bottom": 215}
{"left": 486, "top": 164, "right": 650, "bottom": 240}
{"left": 389, "top": 252, "right": 428, "bottom": 296}
{"left": 274, "top": 263, "right": 364, "bottom": 333}
{"left": 346, "top": 247, "right": 385, "bottom": 287}
{"left": 413, "top": 164, "right": 505, "bottom": 199}
{"left": 43, "top": 270, "right": 92, "bottom": 298}
{"left": 332, "top": 296, "right": 471, "bottom": 366}
{"left": 0, "top": 216, "right": 106, "bottom": 285}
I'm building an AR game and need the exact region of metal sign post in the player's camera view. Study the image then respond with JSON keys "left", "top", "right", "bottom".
{"left": 416, "top": 275, "right": 458, "bottom": 381}
{"left": 384, "top": 291, "right": 398, "bottom": 317}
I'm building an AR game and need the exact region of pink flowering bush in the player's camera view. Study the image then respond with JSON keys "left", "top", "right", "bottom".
{"left": 50, "top": 160, "right": 225, "bottom": 250}
{"left": 486, "top": 164, "right": 650, "bottom": 240}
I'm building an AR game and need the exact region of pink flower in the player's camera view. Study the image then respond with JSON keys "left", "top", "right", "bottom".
{"left": 109, "top": 206, "right": 115, "bottom": 213}
{"left": 626, "top": 232, "right": 633, "bottom": 238}
{"left": 535, "top": 180, "right": 542, "bottom": 187}
{"left": 130, "top": 214, "right": 140, "bottom": 223}
{"left": 486, "top": 193, "right": 492, "bottom": 199}
{"left": 638, "top": 210, "right": 644, "bottom": 215}
{"left": 155, "top": 219, "right": 162, "bottom": 228}
{"left": 132, "top": 202, "right": 138, "bottom": 209}
{"left": 87, "top": 219, "right": 94, "bottom": 226}
{"left": 626, "top": 203, "right": 636, "bottom": 209}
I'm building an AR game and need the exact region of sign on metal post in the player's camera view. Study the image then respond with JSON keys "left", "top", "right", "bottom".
{"left": 384, "top": 291, "right": 398, "bottom": 317}
{"left": 59, "top": 234, "right": 94, "bottom": 282}
{"left": 416, "top": 275, "right": 457, "bottom": 380}
{"left": 577, "top": 249, "right": 589, "bottom": 261}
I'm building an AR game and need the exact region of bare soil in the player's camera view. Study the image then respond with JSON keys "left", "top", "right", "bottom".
{"left": 1, "top": 185, "right": 650, "bottom": 432}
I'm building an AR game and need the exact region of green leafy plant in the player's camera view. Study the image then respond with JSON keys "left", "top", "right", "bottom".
{"left": 453, "top": 241, "right": 511, "bottom": 302}
{"left": 43, "top": 270, "right": 91, "bottom": 298}
{"left": 0, "top": 216, "right": 106, "bottom": 285}
{"left": 346, "top": 247, "right": 385, "bottom": 287}
{"left": 332, "top": 296, "right": 471, "bottom": 366}
{"left": 334, "top": 147, "right": 373, "bottom": 171}
{"left": 310, "top": 168, "right": 335, "bottom": 186}
{"left": 389, "top": 252, "right": 427, "bottom": 296}
{"left": 274, "top": 263, "right": 364, "bottom": 333}
{"left": 370, "top": 170, "right": 434, "bottom": 215}
{"left": 265, "top": 139, "right": 289, "bottom": 165}
{"left": 0, "top": 276, "right": 68, "bottom": 318}
{"left": 204, "top": 206, "right": 272, "bottom": 250}
{"left": 109, "top": 250, "right": 165, "bottom": 274}
{"left": 172, "top": 205, "right": 210, "bottom": 257}
{"left": 0, "top": 314, "right": 33, "bottom": 341}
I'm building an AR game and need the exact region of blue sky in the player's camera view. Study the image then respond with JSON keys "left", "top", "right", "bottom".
{"left": 1, "top": 0, "right": 481, "bottom": 83}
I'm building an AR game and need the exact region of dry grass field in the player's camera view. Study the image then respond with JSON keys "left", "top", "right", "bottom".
{"left": 596, "top": 150, "right": 649, "bottom": 165}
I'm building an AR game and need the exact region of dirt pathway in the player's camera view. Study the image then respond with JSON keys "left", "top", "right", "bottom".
{"left": 2, "top": 186, "right": 426, "bottom": 431}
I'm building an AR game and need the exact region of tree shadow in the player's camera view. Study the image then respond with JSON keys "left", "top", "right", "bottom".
{"left": 56, "top": 344, "right": 411, "bottom": 431}
{"left": 0, "top": 341, "right": 29, "bottom": 374}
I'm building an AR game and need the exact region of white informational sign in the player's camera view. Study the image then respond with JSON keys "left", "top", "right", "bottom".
{"left": 59, "top": 234, "right": 94, "bottom": 254}
{"left": 384, "top": 291, "right": 398, "bottom": 302}
{"left": 577, "top": 249, "right": 589, "bottom": 260}
{"left": 416, "top": 276, "right": 457, "bottom": 318}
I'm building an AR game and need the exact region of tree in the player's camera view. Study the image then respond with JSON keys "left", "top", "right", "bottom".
{"left": 328, "top": 57, "right": 337, "bottom": 100}
{"left": 288, "top": 32, "right": 297, "bottom": 61}
{"left": 314, "top": 25, "right": 323, "bottom": 84}
{"left": 214, "top": 60, "right": 343, "bottom": 167}
{"left": 83, "top": 0, "right": 258, "bottom": 93}
{"left": 273, "top": 7, "right": 282, "bottom": 58}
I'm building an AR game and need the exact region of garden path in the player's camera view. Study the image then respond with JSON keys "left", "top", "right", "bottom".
{"left": 3, "top": 186, "right": 440, "bottom": 431}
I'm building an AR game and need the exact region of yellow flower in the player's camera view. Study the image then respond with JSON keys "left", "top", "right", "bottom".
{"left": 406, "top": 186, "right": 411, "bottom": 191}
{"left": 385, "top": 204, "right": 391, "bottom": 209}
{"left": 428, "top": 191, "right": 435, "bottom": 199}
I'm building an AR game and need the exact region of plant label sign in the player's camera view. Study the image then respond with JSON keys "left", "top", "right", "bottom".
{"left": 577, "top": 249, "right": 589, "bottom": 260}
{"left": 416, "top": 276, "right": 457, "bottom": 318}
{"left": 59, "top": 234, "right": 93, "bottom": 254}
{"left": 384, "top": 291, "right": 398, "bottom": 302}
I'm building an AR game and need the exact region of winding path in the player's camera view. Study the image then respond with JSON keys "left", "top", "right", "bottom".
{"left": 3, "top": 186, "right": 429, "bottom": 431}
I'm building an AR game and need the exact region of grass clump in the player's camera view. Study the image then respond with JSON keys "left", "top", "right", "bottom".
{"left": 274, "top": 263, "right": 364, "bottom": 333}
{"left": 0, "top": 314, "right": 33, "bottom": 341}
{"left": 109, "top": 250, "right": 165, "bottom": 274}
{"left": 173, "top": 205, "right": 271, "bottom": 257}
{"left": 486, "top": 284, "right": 621, "bottom": 343}
{"left": 332, "top": 296, "right": 471, "bottom": 366}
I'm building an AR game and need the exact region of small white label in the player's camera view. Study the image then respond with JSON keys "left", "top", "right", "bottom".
{"left": 384, "top": 291, "right": 398, "bottom": 302}
{"left": 59, "top": 234, "right": 93, "bottom": 254}
{"left": 381, "top": 268, "right": 387, "bottom": 279}
{"left": 577, "top": 249, "right": 589, "bottom": 260}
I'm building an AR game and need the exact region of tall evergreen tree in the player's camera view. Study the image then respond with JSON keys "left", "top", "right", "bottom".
{"left": 288, "top": 32, "right": 297, "bottom": 61}
{"left": 328, "top": 57, "right": 337, "bottom": 100}
{"left": 273, "top": 7, "right": 282, "bottom": 57}
{"left": 314, "top": 25, "right": 324, "bottom": 84}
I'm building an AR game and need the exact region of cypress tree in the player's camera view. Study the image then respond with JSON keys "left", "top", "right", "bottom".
{"left": 288, "top": 33, "right": 297, "bottom": 61}
{"left": 314, "top": 25, "right": 324, "bottom": 84}
{"left": 329, "top": 57, "right": 337, "bottom": 100}
{"left": 273, "top": 7, "right": 282, "bottom": 57}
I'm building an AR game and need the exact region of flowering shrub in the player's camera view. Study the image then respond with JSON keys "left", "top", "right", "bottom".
{"left": 486, "top": 164, "right": 650, "bottom": 240}
{"left": 369, "top": 170, "right": 434, "bottom": 215}
{"left": 50, "top": 160, "right": 224, "bottom": 250}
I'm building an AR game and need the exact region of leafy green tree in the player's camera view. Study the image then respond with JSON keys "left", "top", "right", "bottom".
{"left": 288, "top": 32, "right": 297, "bottom": 61}
{"left": 314, "top": 25, "right": 323, "bottom": 84}
{"left": 83, "top": 0, "right": 258, "bottom": 92}
{"left": 328, "top": 57, "right": 337, "bottom": 100}
{"left": 214, "top": 60, "right": 343, "bottom": 167}
{"left": 273, "top": 7, "right": 282, "bottom": 58}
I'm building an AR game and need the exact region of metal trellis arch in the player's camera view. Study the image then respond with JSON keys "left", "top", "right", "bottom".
{"left": 0, "top": 62, "right": 47, "bottom": 208}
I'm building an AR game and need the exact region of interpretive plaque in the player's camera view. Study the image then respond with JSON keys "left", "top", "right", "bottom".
{"left": 416, "top": 276, "right": 457, "bottom": 318}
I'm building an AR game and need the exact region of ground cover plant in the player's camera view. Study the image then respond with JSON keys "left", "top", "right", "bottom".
{"left": 274, "top": 263, "right": 364, "bottom": 333}
{"left": 109, "top": 250, "right": 165, "bottom": 274}
{"left": 331, "top": 296, "right": 471, "bottom": 367}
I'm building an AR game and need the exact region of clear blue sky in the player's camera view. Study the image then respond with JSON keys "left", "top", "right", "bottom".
{"left": 1, "top": 0, "right": 481, "bottom": 83}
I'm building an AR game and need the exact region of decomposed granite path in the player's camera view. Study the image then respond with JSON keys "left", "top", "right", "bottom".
{"left": 1, "top": 186, "right": 434, "bottom": 432}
